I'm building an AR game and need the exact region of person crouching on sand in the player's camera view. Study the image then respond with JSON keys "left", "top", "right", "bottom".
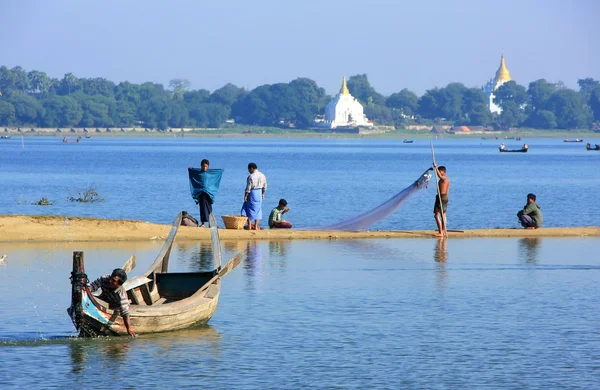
{"left": 269, "top": 199, "right": 292, "bottom": 229}
{"left": 517, "top": 193, "right": 543, "bottom": 229}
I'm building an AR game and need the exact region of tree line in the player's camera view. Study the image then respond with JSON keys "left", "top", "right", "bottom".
{"left": 0, "top": 65, "right": 598, "bottom": 130}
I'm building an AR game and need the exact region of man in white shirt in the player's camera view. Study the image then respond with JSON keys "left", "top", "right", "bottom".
{"left": 242, "top": 162, "right": 267, "bottom": 230}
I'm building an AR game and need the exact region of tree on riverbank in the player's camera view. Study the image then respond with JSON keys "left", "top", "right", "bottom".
{"left": 0, "top": 65, "right": 597, "bottom": 131}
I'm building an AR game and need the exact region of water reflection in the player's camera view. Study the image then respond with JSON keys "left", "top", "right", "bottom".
{"left": 69, "top": 326, "right": 220, "bottom": 374}
{"left": 176, "top": 242, "right": 214, "bottom": 271}
{"left": 434, "top": 238, "right": 448, "bottom": 291}
{"left": 268, "top": 240, "right": 289, "bottom": 258}
{"left": 518, "top": 238, "right": 541, "bottom": 264}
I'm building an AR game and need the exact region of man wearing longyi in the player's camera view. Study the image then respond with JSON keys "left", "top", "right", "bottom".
{"left": 242, "top": 162, "right": 267, "bottom": 230}
{"left": 433, "top": 162, "right": 450, "bottom": 238}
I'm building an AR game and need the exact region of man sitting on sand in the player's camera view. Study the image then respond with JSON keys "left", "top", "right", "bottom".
{"left": 517, "top": 193, "right": 543, "bottom": 229}
{"left": 269, "top": 199, "right": 292, "bottom": 229}
{"left": 88, "top": 268, "right": 136, "bottom": 337}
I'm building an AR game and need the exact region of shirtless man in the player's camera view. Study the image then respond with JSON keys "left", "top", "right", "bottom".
{"left": 433, "top": 162, "right": 450, "bottom": 238}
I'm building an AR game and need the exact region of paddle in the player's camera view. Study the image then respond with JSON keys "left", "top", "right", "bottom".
{"left": 430, "top": 143, "right": 447, "bottom": 238}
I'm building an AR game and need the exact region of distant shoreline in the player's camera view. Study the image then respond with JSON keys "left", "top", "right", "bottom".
{"left": 1, "top": 127, "right": 598, "bottom": 139}
{"left": 0, "top": 215, "right": 599, "bottom": 242}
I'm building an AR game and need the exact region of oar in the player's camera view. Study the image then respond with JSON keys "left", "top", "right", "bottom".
{"left": 430, "top": 142, "right": 447, "bottom": 238}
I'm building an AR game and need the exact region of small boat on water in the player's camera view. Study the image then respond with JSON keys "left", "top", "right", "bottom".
{"left": 62, "top": 136, "right": 82, "bottom": 143}
{"left": 586, "top": 143, "right": 600, "bottom": 151}
{"left": 403, "top": 139, "right": 414, "bottom": 143}
{"left": 499, "top": 143, "right": 528, "bottom": 153}
{"left": 0, "top": 135, "right": 10, "bottom": 139}
{"left": 564, "top": 139, "right": 583, "bottom": 143}
{"left": 68, "top": 212, "right": 242, "bottom": 337}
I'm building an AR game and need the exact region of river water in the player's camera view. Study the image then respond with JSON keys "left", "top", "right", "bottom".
{"left": 0, "top": 137, "right": 599, "bottom": 388}
{"left": 1, "top": 136, "right": 599, "bottom": 229}
{"left": 0, "top": 238, "right": 599, "bottom": 388}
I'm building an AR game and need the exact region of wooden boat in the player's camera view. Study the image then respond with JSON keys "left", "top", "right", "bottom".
{"left": 62, "top": 136, "right": 81, "bottom": 143}
{"left": 403, "top": 139, "right": 414, "bottom": 143}
{"left": 68, "top": 212, "right": 242, "bottom": 337}
{"left": 0, "top": 135, "right": 10, "bottom": 139}
{"left": 586, "top": 143, "right": 600, "bottom": 151}
{"left": 499, "top": 145, "right": 528, "bottom": 153}
{"left": 565, "top": 139, "right": 583, "bottom": 143}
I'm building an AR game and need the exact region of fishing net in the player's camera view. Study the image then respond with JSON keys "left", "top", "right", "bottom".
{"left": 305, "top": 169, "right": 433, "bottom": 231}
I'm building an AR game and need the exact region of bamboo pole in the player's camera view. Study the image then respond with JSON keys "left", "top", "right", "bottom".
{"left": 430, "top": 143, "right": 447, "bottom": 238}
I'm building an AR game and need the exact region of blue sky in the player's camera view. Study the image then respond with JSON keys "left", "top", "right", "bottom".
{"left": 2, "top": 0, "right": 598, "bottom": 95}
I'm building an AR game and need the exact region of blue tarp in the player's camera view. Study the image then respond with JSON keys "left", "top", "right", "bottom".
{"left": 188, "top": 168, "right": 224, "bottom": 204}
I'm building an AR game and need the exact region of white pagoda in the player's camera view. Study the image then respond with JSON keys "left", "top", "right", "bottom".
{"left": 483, "top": 54, "right": 513, "bottom": 114}
{"left": 316, "top": 77, "right": 373, "bottom": 129}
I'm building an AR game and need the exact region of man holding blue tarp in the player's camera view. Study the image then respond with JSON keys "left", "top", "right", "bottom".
{"left": 242, "top": 162, "right": 267, "bottom": 230}
{"left": 188, "top": 159, "right": 223, "bottom": 227}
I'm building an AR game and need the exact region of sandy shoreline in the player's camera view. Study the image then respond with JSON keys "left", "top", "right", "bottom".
{"left": 1, "top": 215, "right": 599, "bottom": 242}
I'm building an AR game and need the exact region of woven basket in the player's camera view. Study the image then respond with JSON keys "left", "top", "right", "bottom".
{"left": 221, "top": 215, "right": 248, "bottom": 229}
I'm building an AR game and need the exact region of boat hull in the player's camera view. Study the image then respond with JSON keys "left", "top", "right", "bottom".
{"left": 68, "top": 281, "right": 220, "bottom": 337}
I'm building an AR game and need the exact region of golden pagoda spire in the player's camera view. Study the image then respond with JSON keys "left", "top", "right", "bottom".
{"left": 494, "top": 54, "right": 512, "bottom": 87}
{"left": 340, "top": 76, "right": 350, "bottom": 95}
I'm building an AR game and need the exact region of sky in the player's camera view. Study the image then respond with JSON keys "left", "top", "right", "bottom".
{"left": 1, "top": 0, "right": 598, "bottom": 96}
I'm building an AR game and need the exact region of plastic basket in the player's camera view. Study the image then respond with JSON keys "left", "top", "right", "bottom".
{"left": 221, "top": 215, "right": 248, "bottom": 229}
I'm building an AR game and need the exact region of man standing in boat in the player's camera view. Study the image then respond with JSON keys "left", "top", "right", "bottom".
{"left": 517, "top": 193, "right": 543, "bottom": 229}
{"left": 433, "top": 162, "right": 450, "bottom": 238}
{"left": 89, "top": 269, "right": 136, "bottom": 337}
{"left": 242, "top": 162, "right": 267, "bottom": 230}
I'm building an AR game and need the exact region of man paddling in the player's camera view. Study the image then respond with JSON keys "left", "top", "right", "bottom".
{"left": 89, "top": 268, "right": 136, "bottom": 337}
{"left": 433, "top": 162, "right": 450, "bottom": 238}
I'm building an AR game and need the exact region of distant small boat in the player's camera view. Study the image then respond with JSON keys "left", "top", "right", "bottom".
{"left": 564, "top": 139, "right": 583, "bottom": 143}
{"left": 403, "top": 139, "right": 414, "bottom": 143}
{"left": 0, "top": 135, "right": 10, "bottom": 139}
{"left": 504, "top": 136, "right": 515, "bottom": 140}
{"left": 62, "top": 136, "right": 82, "bottom": 143}
{"left": 586, "top": 143, "right": 600, "bottom": 151}
{"left": 516, "top": 137, "right": 522, "bottom": 141}
{"left": 499, "top": 143, "right": 528, "bottom": 153}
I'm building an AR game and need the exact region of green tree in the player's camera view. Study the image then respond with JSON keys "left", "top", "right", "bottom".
{"left": 208, "top": 83, "right": 247, "bottom": 106}
{"left": 386, "top": 89, "right": 418, "bottom": 116}
{"left": 544, "top": 89, "right": 593, "bottom": 129}
{"left": 42, "top": 95, "right": 83, "bottom": 127}
{"left": 27, "top": 70, "right": 51, "bottom": 96}
{"left": 495, "top": 101, "right": 524, "bottom": 129}
{"left": 417, "top": 89, "right": 441, "bottom": 119}
{"left": 81, "top": 78, "right": 115, "bottom": 97}
{"left": 0, "top": 100, "right": 16, "bottom": 125}
{"left": 11, "top": 66, "right": 30, "bottom": 93}
{"left": 577, "top": 78, "right": 599, "bottom": 99}
{"left": 114, "top": 100, "right": 138, "bottom": 126}
{"left": 169, "top": 79, "right": 192, "bottom": 98}
{"left": 365, "top": 105, "right": 392, "bottom": 125}
{"left": 461, "top": 88, "right": 491, "bottom": 125}
{"left": 589, "top": 86, "right": 600, "bottom": 121}
{"left": 6, "top": 92, "right": 44, "bottom": 125}
{"left": 138, "top": 96, "right": 171, "bottom": 130}
{"left": 72, "top": 93, "right": 115, "bottom": 127}
{"left": 527, "top": 79, "right": 555, "bottom": 112}
{"left": 347, "top": 74, "right": 385, "bottom": 106}
{"left": 493, "top": 81, "right": 528, "bottom": 110}
{"left": 0, "top": 66, "right": 16, "bottom": 92}
{"left": 59, "top": 73, "right": 81, "bottom": 95}
{"left": 528, "top": 110, "right": 557, "bottom": 129}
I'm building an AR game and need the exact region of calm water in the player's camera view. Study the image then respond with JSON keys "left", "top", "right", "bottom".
{"left": 1, "top": 136, "right": 600, "bottom": 230}
{"left": 0, "top": 238, "right": 599, "bottom": 388}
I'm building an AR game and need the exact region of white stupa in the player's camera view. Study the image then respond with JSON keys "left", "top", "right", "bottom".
{"left": 316, "top": 77, "right": 373, "bottom": 129}
{"left": 482, "top": 54, "right": 513, "bottom": 114}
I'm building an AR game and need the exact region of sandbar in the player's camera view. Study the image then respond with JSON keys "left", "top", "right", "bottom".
{"left": 0, "top": 215, "right": 599, "bottom": 242}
